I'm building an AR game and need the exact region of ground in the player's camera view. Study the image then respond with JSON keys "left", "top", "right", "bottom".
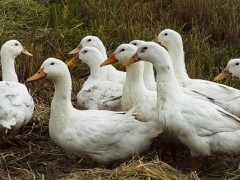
{"left": 1, "top": 107, "right": 239, "bottom": 179}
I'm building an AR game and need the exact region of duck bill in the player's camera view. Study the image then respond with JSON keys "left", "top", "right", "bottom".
{"left": 214, "top": 68, "right": 231, "bottom": 81}
{"left": 153, "top": 38, "right": 160, "bottom": 44}
{"left": 66, "top": 57, "right": 79, "bottom": 67}
{"left": 21, "top": 49, "right": 33, "bottom": 57}
{"left": 100, "top": 53, "right": 117, "bottom": 67}
{"left": 123, "top": 53, "right": 141, "bottom": 66}
{"left": 26, "top": 68, "right": 46, "bottom": 82}
{"left": 68, "top": 44, "right": 82, "bottom": 55}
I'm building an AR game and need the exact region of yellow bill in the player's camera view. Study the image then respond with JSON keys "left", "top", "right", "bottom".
{"left": 68, "top": 44, "right": 82, "bottom": 55}
{"left": 26, "top": 68, "right": 46, "bottom": 82}
{"left": 66, "top": 57, "right": 79, "bottom": 67}
{"left": 214, "top": 68, "right": 231, "bottom": 81}
{"left": 21, "top": 49, "right": 33, "bottom": 57}
{"left": 100, "top": 53, "right": 117, "bottom": 67}
{"left": 122, "top": 53, "right": 141, "bottom": 67}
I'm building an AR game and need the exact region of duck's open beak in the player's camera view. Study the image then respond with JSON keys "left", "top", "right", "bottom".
{"left": 66, "top": 56, "right": 79, "bottom": 67}
{"left": 100, "top": 53, "right": 117, "bottom": 67}
{"left": 122, "top": 53, "right": 141, "bottom": 66}
{"left": 21, "top": 49, "right": 33, "bottom": 57}
{"left": 68, "top": 44, "right": 82, "bottom": 55}
{"left": 214, "top": 68, "right": 231, "bottom": 81}
{"left": 26, "top": 68, "right": 46, "bottom": 82}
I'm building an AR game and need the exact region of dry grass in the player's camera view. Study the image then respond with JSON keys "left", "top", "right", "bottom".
{"left": 1, "top": 80, "right": 240, "bottom": 179}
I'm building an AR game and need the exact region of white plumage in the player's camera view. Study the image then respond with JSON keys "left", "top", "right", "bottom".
{"left": 0, "top": 40, "right": 34, "bottom": 133}
{"left": 156, "top": 29, "right": 240, "bottom": 117}
{"left": 214, "top": 58, "right": 240, "bottom": 80}
{"left": 68, "top": 46, "right": 122, "bottom": 111}
{"left": 69, "top": 35, "right": 126, "bottom": 84}
{"left": 133, "top": 41, "right": 240, "bottom": 159}
{"left": 27, "top": 58, "right": 162, "bottom": 163}
{"left": 129, "top": 40, "right": 156, "bottom": 91}
{"left": 102, "top": 43, "right": 158, "bottom": 122}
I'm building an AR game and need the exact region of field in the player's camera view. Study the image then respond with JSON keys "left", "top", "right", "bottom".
{"left": 1, "top": 0, "right": 240, "bottom": 179}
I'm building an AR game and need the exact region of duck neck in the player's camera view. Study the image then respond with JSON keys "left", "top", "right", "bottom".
{"left": 49, "top": 73, "right": 73, "bottom": 138}
{"left": 88, "top": 63, "right": 108, "bottom": 81}
{"left": 155, "top": 61, "right": 182, "bottom": 108}
{"left": 143, "top": 62, "right": 155, "bottom": 85}
{"left": 168, "top": 44, "right": 189, "bottom": 85}
{"left": 51, "top": 74, "right": 73, "bottom": 119}
{"left": 1, "top": 51, "right": 18, "bottom": 82}
{"left": 125, "top": 62, "right": 147, "bottom": 91}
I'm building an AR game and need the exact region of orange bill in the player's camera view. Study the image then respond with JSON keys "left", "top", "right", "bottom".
{"left": 21, "top": 49, "right": 33, "bottom": 57}
{"left": 123, "top": 53, "right": 141, "bottom": 66}
{"left": 26, "top": 68, "right": 46, "bottom": 82}
{"left": 68, "top": 44, "right": 82, "bottom": 55}
{"left": 66, "top": 57, "right": 79, "bottom": 67}
{"left": 100, "top": 53, "right": 117, "bottom": 67}
{"left": 214, "top": 68, "right": 231, "bottom": 81}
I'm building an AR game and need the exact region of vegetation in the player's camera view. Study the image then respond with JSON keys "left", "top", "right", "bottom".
{"left": 1, "top": 0, "right": 240, "bottom": 179}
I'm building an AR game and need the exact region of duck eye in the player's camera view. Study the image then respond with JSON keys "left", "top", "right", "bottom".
{"left": 236, "top": 63, "right": 239, "bottom": 66}
{"left": 83, "top": 50, "right": 88, "bottom": 53}
{"left": 141, "top": 46, "right": 148, "bottom": 53}
{"left": 50, "top": 62, "right": 54, "bottom": 65}
{"left": 120, "top": 49, "right": 125, "bottom": 52}
{"left": 87, "top": 39, "right": 91, "bottom": 42}
{"left": 15, "top": 43, "right": 18, "bottom": 46}
{"left": 164, "top": 33, "right": 168, "bottom": 36}
{"left": 133, "top": 43, "right": 137, "bottom": 45}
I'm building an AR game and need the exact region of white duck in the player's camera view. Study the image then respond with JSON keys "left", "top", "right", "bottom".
{"left": 214, "top": 58, "right": 240, "bottom": 80}
{"left": 131, "top": 41, "right": 240, "bottom": 168}
{"left": 69, "top": 35, "right": 126, "bottom": 84}
{"left": 101, "top": 44, "right": 158, "bottom": 122}
{"left": 130, "top": 39, "right": 214, "bottom": 103}
{"left": 0, "top": 40, "right": 34, "bottom": 133}
{"left": 129, "top": 40, "right": 156, "bottom": 91}
{"left": 67, "top": 46, "right": 123, "bottom": 111}
{"left": 156, "top": 29, "right": 240, "bottom": 117}
{"left": 26, "top": 58, "right": 162, "bottom": 163}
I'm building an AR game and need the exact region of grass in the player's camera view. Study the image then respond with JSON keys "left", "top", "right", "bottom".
{"left": 1, "top": 0, "right": 240, "bottom": 179}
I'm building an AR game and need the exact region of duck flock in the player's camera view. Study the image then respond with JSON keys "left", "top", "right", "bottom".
{"left": 1, "top": 28, "right": 240, "bottom": 171}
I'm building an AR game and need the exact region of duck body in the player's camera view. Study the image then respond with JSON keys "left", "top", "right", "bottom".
{"left": 183, "top": 78, "right": 240, "bottom": 116}
{"left": 50, "top": 106, "right": 160, "bottom": 163}
{"left": 121, "top": 74, "right": 158, "bottom": 121}
{"left": 0, "top": 81, "right": 34, "bottom": 132}
{"left": 77, "top": 80, "right": 122, "bottom": 110}
{"left": 134, "top": 42, "right": 240, "bottom": 158}
{"left": 0, "top": 40, "right": 34, "bottom": 133}
{"left": 28, "top": 58, "right": 162, "bottom": 163}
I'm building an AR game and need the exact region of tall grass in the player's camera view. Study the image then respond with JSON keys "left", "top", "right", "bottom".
{"left": 1, "top": 0, "right": 240, "bottom": 90}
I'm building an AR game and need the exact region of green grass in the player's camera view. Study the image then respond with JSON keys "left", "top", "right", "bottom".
{"left": 1, "top": 0, "right": 240, "bottom": 179}
{"left": 1, "top": 0, "right": 240, "bottom": 82}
